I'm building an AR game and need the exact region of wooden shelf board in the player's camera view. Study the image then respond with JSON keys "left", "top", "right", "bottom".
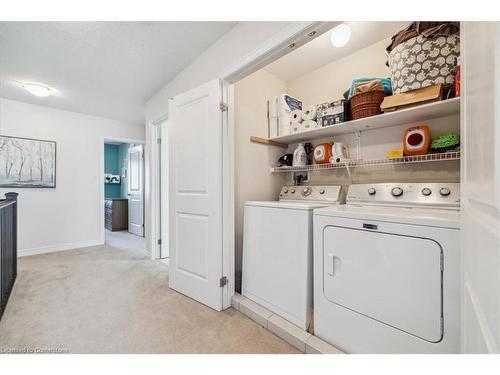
{"left": 250, "top": 136, "right": 288, "bottom": 148}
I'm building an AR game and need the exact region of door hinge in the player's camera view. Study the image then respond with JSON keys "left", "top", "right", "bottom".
{"left": 219, "top": 102, "right": 228, "bottom": 112}
{"left": 157, "top": 239, "right": 161, "bottom": 245}
{"left": 219, "top": 276, "right": 228, "bottom": 287}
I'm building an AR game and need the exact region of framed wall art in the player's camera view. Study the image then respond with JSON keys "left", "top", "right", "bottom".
{"left": 0, "top": 135, "right": 56, "bottom": 188}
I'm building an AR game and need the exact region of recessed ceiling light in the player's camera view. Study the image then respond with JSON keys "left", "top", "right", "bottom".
{"left": 330, "top": 23, "right": 351, "bottom": 48}
{"left": 22, "top": 83, "right": 53, "bottom": 97}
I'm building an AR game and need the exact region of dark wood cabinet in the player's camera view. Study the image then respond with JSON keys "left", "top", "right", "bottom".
{"left": 1, "top": 192, "right": 18, "bottom": 321}
{"left": 104, "top": 198, "right": 128, "bottom": 231}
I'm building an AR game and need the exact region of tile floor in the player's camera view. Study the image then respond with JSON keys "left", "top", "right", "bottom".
{"left": 232, "top": 294, "right": 344, "bottom": 354}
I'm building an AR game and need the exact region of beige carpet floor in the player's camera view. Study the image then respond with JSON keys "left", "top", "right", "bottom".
{"left": 105, "top": 229, "right": 146, "bottom": 253}
{"left": 0, "top": 242, "right": 299, "bottom": 354}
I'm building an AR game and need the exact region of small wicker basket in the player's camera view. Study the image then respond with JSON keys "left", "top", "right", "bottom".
{"left": 350, "top": 90, "right": 388, "bottom": 120}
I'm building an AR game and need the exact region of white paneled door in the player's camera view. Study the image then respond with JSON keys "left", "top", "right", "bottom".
{"left": 461, "top": 22, "right": 500, "bottom": 353}
{"left": 168, "top": 79, "right": 224, "bottom": 311}
{"left": 128, "top": 145, "right": 144, "bottom": 237}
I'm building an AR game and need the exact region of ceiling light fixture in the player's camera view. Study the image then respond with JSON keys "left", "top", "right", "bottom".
{"left": 330, "top": 23, "right": 351, "bottom": 48}
{"left": 22, "top": 83, "right": 53, "bottom": 97}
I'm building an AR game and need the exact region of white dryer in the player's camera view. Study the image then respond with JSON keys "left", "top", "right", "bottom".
{"left": 313, "top": 183, "right": 460, "bottom": 353}
{"left": 242, "top": 185, "right": 345, "bottom": 330}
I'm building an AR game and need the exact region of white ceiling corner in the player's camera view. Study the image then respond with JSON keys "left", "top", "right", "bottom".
{"left": 265, "top": 21, "right": 409, "bottom": 82}
{"left": 0, "top": 21, "right": 236, "bottom": 125}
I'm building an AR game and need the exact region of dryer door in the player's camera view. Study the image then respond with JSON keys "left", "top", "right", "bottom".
{"left": 323, "top": 225, "right": 442, "bottom": 342}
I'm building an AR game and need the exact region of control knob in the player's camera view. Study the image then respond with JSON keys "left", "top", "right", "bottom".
{"left": 368, "top": 187, "right": 376, "bottom": 195}
{"left": 421, "top": 188, "right": 432, "bottom": 196}
{"left": 302, "top": 187, "right": 312, "bottom": 197}
{"left": 391, "top": 187, "right": 403, "bottom": 197}
{"left": 319, "top": 189, "right": 325, "bottom": 195}
{"left": 290, "top": 189, "right": 295, "bottom": 194}
{"left": 440, "top": 187, "right": 451, "bottom": 196}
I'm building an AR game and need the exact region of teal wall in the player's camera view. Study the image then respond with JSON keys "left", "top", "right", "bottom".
{"left": 104, "top": 144, "right": 121, "bottom": 197}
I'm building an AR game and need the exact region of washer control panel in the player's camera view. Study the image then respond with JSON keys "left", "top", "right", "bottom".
{"left": 347, "top": 183, "right": 460, "bottom": 209}
{"left": 279, "top": 185, "right": 345, "bottom": 204}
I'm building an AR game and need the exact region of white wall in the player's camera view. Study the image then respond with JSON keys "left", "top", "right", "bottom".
{"left": 234, "top": 69, "right": 288, "bottom": 291}
{"left": 0, "top": 98, "right": 145, "bottom": 256}
{"left": 286, "top": 38, "right": 391, "bottom": 105}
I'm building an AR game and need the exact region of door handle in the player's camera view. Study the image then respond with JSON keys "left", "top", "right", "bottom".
{"left": 326, "top": 253, "right": 341, "bottom": 277}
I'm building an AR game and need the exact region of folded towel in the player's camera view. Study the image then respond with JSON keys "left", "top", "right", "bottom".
{"left": 348, "top": 77, "right": 392, "bottom": 99}
{"left": 353, "top": 80, "right": 384, "bottom": 95}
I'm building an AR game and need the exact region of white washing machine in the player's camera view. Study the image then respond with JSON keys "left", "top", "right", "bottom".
{"left": 242, "top": 185, "right": 345, "bottom": 330}
{"left": 313, "top": 183, "right": 460, "bottom": 353}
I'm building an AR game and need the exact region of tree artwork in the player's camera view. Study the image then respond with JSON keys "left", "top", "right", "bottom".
{"left": 0, "top": 136, "right": 56, "bottom": 188}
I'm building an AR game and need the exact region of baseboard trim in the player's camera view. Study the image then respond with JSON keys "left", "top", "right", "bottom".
{"left": 18, "top": 239, "right": 104, "bottom": 257}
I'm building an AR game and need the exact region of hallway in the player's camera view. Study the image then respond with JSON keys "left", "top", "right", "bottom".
{"left": 105, "top": 229, "right": 146, "bottom": 255}
{"left": 0, "top": 241, "right": 298, "bottom": 354}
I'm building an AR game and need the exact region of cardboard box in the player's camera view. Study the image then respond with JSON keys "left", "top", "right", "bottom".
{"left": 381, "top": 84, "right": 443, "bottom": 113}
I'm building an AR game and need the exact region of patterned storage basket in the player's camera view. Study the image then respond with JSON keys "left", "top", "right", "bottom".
{"left": 388, "top": 34, "right": 460, "bottom": 94}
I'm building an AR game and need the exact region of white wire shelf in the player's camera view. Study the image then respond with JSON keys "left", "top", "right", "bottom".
{"left": 267, "top": 98, "right": 460, "bottom": 145}
{"left": 270, "top": 151, "right": 461, "bottom": 173}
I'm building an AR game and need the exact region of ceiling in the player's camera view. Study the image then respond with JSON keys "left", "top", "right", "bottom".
{"left": 0, "top": 22, "right": 236, "bottom": 125}
{"left": 265, "top": 21, "right": 408, "bottom": 82}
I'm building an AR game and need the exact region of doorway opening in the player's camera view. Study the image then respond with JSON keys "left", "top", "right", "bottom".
{"left": 148, "top": 117, "right": 168, "bottom": 262}
{"left": 103, "top": 139, "right": 146, "bottom": 255}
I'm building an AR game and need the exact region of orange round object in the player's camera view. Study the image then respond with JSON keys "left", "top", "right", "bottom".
{"left": 314, "top": 143, "right": 332, "bottom": 164}
{"left": 403, "top": 125, "right": 430, "bottom": 156}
